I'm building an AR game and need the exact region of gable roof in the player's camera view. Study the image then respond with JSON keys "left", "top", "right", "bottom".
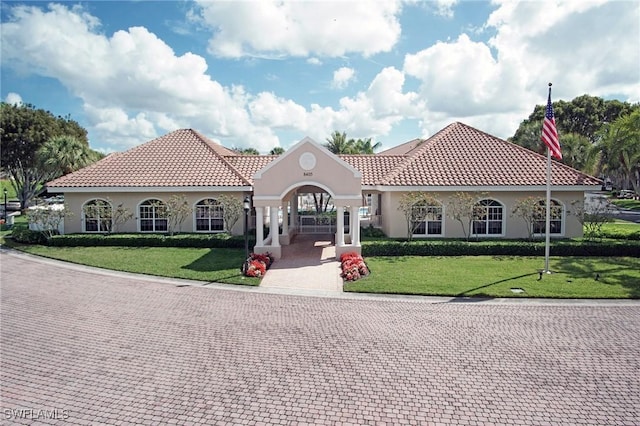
{"left": 47, "top": 122, "right": 601, "bottom": 190}
{"left": 379, "top": 122, "right": 601, "bottom": 187}
{"left": 47, "top": 129, "right": 250, "bottom": 188}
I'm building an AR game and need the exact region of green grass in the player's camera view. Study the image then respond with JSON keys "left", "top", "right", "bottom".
{"left": 345, "top": 256, "right": 640, "bottom": 298}
{"left": 3, "top": 216, "right": 639, "bottom": 297}
{"left": 610, "top": 199, "right": 640, "bottom": 211}
{"left": 10, "top": 244, "right": 260, "bottom": 286}
{"left": 0, "top": 179, "right": 18, "bottom": 200}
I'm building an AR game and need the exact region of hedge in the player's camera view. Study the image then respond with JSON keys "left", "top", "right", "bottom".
{"left": 361, "top": 239, "right": 640, "bottom": 257}
{"left": 45, "top": 233, "right": 252, "bottom": 248}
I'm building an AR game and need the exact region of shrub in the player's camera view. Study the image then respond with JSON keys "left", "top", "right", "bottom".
{"left": 340, "top": 252, "right": 369, "bottom": 281}
{"left": 47, "top": 233, "right": 249, "bottom": 248}
{"left": 11, "top": 229, "right": 49, "bottom": 245}
{"left": 244, "top": 260, "right": 266, "bottom": 277}
{"left": 361, "top": 239, "right": 640, "bottom": 257}
{"left": 242, "top": 252, "right": 274, "bottom": 277}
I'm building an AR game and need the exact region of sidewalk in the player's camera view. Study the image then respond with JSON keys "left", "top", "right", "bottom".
{"left": 259, "top": 233, "right": 343, "bottom": 292}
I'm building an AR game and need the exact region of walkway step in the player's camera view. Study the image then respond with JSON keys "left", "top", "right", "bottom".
{"left": 260, "top": 234, "right": 343, "bottom": 292}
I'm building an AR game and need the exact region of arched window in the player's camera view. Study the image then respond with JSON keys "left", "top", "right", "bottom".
{"left": 195, "top": 199, "right": 224, "bottom": 232}
{"left": 533, "top": 199, "right": 563, "bottom": 235}
{"left": 83, "top": 199, "right": 112, "bottom": 233}
{"left": 139, "top": 199, "right": 168, "bottom": 232}
{"left": 412, "top": 203, "right": 443, "bottom": 236}
{"left": 472, "top": 199, "right": 504, "bottom": 236}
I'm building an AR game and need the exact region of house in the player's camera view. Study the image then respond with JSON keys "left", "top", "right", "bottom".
{"left": 46, "top": 122, "right": 601, "bottom": 259}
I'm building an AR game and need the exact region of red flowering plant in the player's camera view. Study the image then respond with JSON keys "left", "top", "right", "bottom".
{"left": 340, "top": 252, "right": 369, "bottom": 282}
{"left": 242, "top": 252, "right": 274, "bottom": 278}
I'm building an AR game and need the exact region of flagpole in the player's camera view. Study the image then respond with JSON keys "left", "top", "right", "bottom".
{"left": 544, "top": 149, "right": 551, "bottom": 273}
{"left": 541, "top": 81, "right": 560, "bottom": 275}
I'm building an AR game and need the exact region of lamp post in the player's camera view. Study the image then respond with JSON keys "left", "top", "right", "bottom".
{"left": 3, "top": 188, "right": 7, "bottom": 221}
{"left": 243, "top": 196, "right": 250, "bottom": 260}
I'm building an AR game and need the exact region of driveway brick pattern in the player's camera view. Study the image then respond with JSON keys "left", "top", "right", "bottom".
{"left": 1, "top": 252, "right": 639, "bottom": 425}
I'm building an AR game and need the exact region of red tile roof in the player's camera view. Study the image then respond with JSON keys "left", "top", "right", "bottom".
{"left": 47, "top": 123, "right": 601, "bottom": 189}
{"left": 380, "top": 122, "right": 601, "bottom": 187}
{"left": 48, "top": 129, "right": 250, "bottom": 188}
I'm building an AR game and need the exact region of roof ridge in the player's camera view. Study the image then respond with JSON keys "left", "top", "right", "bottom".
{"left": 188, "top": 129, "right": 252, "bottom": 185}
{"left": 379, "top": 124, "right": 458, "bottom": 185}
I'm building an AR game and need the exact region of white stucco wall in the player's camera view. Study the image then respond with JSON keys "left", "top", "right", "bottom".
{"left": 379, "top": 190, "right": 586, "bottom": 239}
{"left": 62, "top": 191, "right": 248, "bottom": 235}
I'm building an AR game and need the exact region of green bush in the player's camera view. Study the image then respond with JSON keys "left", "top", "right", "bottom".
{"left": 11, "top": 229, "right": 48, "bottom": 245}
{"left": 48, "top": 233, "right": 253, "bottom": 248}
{"left": 361, "top": 225, "right": 386, "bottom": 238}
{"left": 361, "top": 239, "right": 640, "bottom": 257}
{"left": 600, "top": 228, "right": 640, "bottom": 241}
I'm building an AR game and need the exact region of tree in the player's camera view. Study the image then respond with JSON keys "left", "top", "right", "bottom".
{"left": 163, "top": 195, "right": 192, "bottom": 236}
{"left": 0, "top": 102, "right": 89, "bottom": 209}
{"left": 110, "top": 202, "right": 134, "bottom": 234}
{"left": 570, "top": 199, "right": 614, "bottom": 241}
{"left": 447, "top": 191, "right": 488, "bottom": 241}
{"left": 37, "top": 135, "right": 102, "bottom": 179}
{"left": 511, "top": 196, "right": 546, "bottom": 241}
{"left": 269, "top": 147, "right": 285, "bottom": 155}
{"left": 595, "top": 110, "right": 640, "bottom": 194}
{"left": 234, "top": 147, "right": 259, "bottom": 155}
{"left": 82, "top": 198, "right": 133, "bottom": 234}
{"left": 558, "top": 133, "right": 597, "bottom": 174}
{"left": 397, "top": 192, "right": 441, "bottom": 241}
{"left": 216, "top": 194, "right": 243, "bottom": 234}
{"left": 325, "top": 131, "right": 355, "bottom": 154}
{"left": 511, "top": 95, "right": 636, "bottom": 147}
{"left": 26, "top": 202, "right": 72, "bottom": 240}
{"left": 353, "top": 137, "right": 382, "bottom": 154}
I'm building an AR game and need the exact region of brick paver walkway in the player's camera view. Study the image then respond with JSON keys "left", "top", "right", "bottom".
{"left": 260, "top": 234, "right": 343, "bottom": 292}
{"left": 1, "top": 250, "right": 639, "bottom": 425}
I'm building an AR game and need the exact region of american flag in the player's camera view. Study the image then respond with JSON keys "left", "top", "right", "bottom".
{"left": 541, "top": 87, "right": 562, "bottom": 159}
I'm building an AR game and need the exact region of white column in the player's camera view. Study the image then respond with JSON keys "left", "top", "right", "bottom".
{"left": 270, "top": 205, "right": 280, "bottom": 247}
{"left": 336, "top": 206, "right": 345, "bottom": 246}
{"left": 255, "top": 207, "right": 264, "bottom": 245}
{"left": 282, "top": 200, "right": 289, "bottom": 237}
{"left": 351, "top": 205, "right": 360, "bottom": 246}
{"left": 291, "top": 195, "right": 298, "bottom": 231}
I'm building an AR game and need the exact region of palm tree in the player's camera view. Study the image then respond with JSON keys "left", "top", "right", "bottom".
{"left": 353, "top": 137, "right": 382, "bottom": 154}
{"left": 559, "top": 133, "right": 597, "bottom": 174}
{"left": 37, "top": 135, "right": 101, "bottom": 178}
{"left": 324, "top": 131, "right": 355, "bottom": 154}
{"left": 596, "top": 110, "right": 640, "bottom": 194}
{"left": 269, "top": 147, "right": 285, "bottom": 155}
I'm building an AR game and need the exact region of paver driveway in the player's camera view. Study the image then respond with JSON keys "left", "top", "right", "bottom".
{"left": 1, "top": 250, "right": 639, "bottom": 425}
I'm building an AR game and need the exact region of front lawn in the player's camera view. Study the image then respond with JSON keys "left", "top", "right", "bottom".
{"left": 344, "top": 256, "right": 640, "bottom": 298}
{"left": 10, "top": 244, "right": 260, "bottom": 286}
{"left": 611, "top": 199, "right": 640, "bottom": 211}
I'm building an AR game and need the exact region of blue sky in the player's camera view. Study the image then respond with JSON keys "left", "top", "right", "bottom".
{"left": 1, "top": 1, "right": 638, "bottom": 154}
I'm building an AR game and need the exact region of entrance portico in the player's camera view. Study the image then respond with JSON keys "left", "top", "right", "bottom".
{"left": 251, "top": 137, "right": 362, "bottom": 260}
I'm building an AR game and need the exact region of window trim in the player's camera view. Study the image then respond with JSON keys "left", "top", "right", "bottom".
{"left": 471, "top": 199, "right": 505, "bottom": 237}
{"left": 532, "top": 199, "right": 565, "bottom": 237}
{"left": 411, "top": 203, "right": 444, "bottom": 238}
{"left": 194, "top": 198, "right": 225, "bottom": 233}
{"left": 138, "top": 199, "right": 168, "bottom": 233}
{"left": 82, "top": 198, "right": 113, "bottom": 233}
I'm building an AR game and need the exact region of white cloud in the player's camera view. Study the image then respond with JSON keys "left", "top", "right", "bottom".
{"left": 192, "top": 0, "right": 403, "bottom": 58}
{"left": 0, "top": 3, "right": 281, "bottom": 153}
{"left": 404, "top": 0, "right": 640, "bottom": 139}
{"left": 331, "top": 67, "right": 356, "bottom": 90}
{"left": 433, "top": 0, "right": 458, "bottom": 18}
{"left": 4, "top": 92, "right": 23, "bottom": 105}
{"left": 2, "top": 1, "right": 637, "bottom": 155}
{"left": 249, "top": 92, "right": 307, "bottom": 129}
